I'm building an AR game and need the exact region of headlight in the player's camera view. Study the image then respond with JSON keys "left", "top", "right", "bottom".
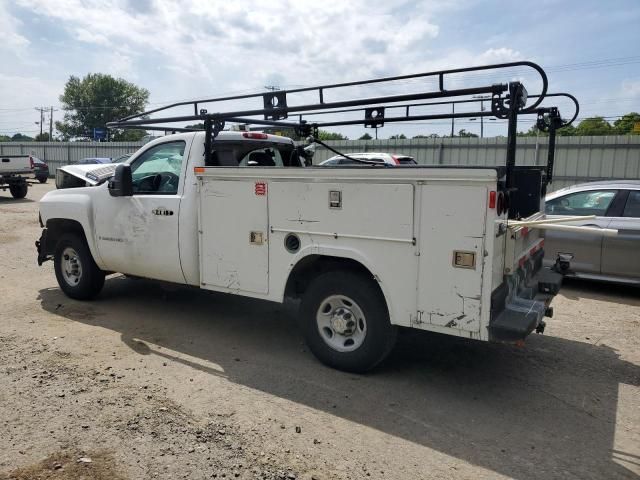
{"left": 55, "top": 169, "right": 63, "bottom": 189}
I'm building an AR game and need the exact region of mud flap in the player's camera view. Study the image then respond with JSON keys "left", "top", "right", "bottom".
{"left": 35, "top": 228, "right": 51, "bottom": 266}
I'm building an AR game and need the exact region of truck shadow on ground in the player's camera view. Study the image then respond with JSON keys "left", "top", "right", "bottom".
{"left": 560, "top": 277, "right": 639, "bottom": 303}
{"left": 38, "top": 277, "right": 640, "bottom": 480}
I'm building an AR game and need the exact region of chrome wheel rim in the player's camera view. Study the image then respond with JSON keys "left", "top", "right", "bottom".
{"left": 61, "top": 247, "right": 82, "bottom": 287}
{"left": 316, "top": 295, "right": 367, "bottom": 352}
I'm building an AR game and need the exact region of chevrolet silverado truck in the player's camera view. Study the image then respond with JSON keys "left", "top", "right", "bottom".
{"left": 36, "top": 62, "right": 585, "bottom": 372}
{"left": 1, "top": 154, "right": 34, "bottom": 198}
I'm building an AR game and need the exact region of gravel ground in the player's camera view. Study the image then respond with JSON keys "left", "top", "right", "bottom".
{"left": 0, "top": 182, "right": 638, "bottom": 480}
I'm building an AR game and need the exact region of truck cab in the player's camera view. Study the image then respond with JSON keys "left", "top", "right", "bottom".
{"left": 40, "top": 131, "right": 302, "bottom": 282}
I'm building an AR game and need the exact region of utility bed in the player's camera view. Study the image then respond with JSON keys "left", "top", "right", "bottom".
{"left": 195, "top": 165, "right": 552, "bottom": 342}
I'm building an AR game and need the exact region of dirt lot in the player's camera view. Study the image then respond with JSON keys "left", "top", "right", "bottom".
{"left": 0, "top": 182, "right": 638, "bottom": 479}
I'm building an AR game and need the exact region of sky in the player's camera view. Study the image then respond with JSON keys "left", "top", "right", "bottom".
{"left": 1, "top": 0, "right": 639, "bottom": 139}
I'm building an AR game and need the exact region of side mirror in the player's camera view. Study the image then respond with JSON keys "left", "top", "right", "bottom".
{"left": 108, "top": 164, "right": 133, "bottom": 197}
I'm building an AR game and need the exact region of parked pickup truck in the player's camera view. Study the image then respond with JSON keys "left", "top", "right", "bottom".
{"left": 36, "top": 130, "right": 562, "bottom": 372}
{"left": 1, "top": 154, "right": 33, "bottom": 198}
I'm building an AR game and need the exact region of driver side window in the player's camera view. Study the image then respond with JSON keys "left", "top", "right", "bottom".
{"left": 130, "top": 141, "right": 186, "bottom": 195}
{"left": 545, "top": 190, "right": 617, "bottom": 216}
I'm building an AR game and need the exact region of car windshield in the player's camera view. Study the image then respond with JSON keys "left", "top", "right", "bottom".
{"left": 112, "top": 154, "right": 132, "bottom": 163}
{"left": 397, "top": 156, "right": 416, "bottom": 165}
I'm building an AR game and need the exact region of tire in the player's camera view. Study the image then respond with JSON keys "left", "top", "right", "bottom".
{"left": 37, "top": 176, "right": 48, "bottom": 184}
{"left": 9, "top": 182, "right": 27, "bottom": 199}
{"left": 54, "top": 233, "right": 105, "bottom": 300}
{"left": 299, "top": 271, "right": 397, "bottom": 373}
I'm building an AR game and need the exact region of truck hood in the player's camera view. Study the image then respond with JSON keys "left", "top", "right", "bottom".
{"left": 58, "top": 163, "right": 118, "bottom": 186}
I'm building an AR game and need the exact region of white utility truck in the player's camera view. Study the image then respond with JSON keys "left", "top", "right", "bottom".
{"left": 37, "top": 62, "right": 584, "bottom": 372}
{"left": 1, "top": 154, "right": 33, "bottom": 199}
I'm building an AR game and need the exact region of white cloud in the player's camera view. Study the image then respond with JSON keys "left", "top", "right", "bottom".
{"left": 102, "top": 51, "right": 135, "bottom": 78}
{"left": 75, "top": 28, "right": 111, "bottom": 46}
{"left": 13, "top": 0, "right": 446, "bottom": 91}
{"left": 478, "top": 47, "right": 522, "bottom": 64}
{"left": 0, "top": 1, "right": 29, "bottom": 50}
{"left": 6, "top": 0, "right": 635, "bottom": 139}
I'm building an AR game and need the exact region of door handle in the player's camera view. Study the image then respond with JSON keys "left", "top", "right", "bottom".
{"left": 152, "top": 208, "right": 174, "bottom": 216}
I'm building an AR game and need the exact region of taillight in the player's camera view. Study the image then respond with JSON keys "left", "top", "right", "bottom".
{"left": 489, "top": 190, "right": 497, "bottom": 209}
{"left": 29, "top": 155, "right": 34, "bottom": 169}
{"left": 391, "top": 155, "right": 400, "bottom": 165}
{"left": 242, "top": 132, "right": 268, "bottom": 140}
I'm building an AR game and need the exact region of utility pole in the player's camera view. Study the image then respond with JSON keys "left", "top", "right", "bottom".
{"left": 49, "top": 106, "right": 54, "bottom": 140}
{"left": 480, "top": 98, "right": 484, "bottom": 139}
{"left": 35, "top": 107, "right": 45, "bottom": 137}
{"left": 451, "top": 103, "right": 455, "bottom": 137}
{"left": 472, "top": 94, "right": 491, "bottom": 138}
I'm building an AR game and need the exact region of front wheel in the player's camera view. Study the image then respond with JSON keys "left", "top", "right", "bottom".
{"left": 54, "top": 233, "right": 105, "bottom": 300}
{"left": 299, "top": 271, "right": 397, "bottom": 373}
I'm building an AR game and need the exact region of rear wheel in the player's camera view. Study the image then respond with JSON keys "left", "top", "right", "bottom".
{"left": 299, "top": 271, "right": 397, "bottom": 373}
{"left": 37, "top": 176, "right": 48, "bottom": 184}
{"left": 9, "top": 183, "right": 27, "bottom": 199}
{"left": 54, "top": 233, "right": 105, "bottom": 300}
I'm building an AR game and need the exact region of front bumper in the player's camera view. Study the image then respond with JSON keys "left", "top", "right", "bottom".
{"left": 489, "top": 253, "right": 564, "bottom": 342}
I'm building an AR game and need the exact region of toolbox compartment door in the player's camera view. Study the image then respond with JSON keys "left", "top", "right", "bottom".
{"left": 199, "top": 179, "right": 269, "bottom": 294}
{"left": 417, "top": 184, "right": 487, "bottom": 333}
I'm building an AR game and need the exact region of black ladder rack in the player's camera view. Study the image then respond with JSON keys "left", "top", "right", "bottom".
{"left": 107, "top": 61, "right": 578, "bottom": 190}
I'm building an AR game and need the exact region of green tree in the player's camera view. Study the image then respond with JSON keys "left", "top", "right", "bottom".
{"left": 56, "top": 73, "right": 150, "bottom": 141}
{"left": 574, "top": 116, "right": 613, "bottom": 136}
{"left": 317, "top": 129, "right": 348, "bottom": 140}
{"left": 0, "top": 135, "right": 11, "bottom": 142}
{"left": 359, "top": 132, "right": 373, "bottom": 140}
{"left": 457, "top": 129, "right": 478, "bottom": 138}
{"left": 613, "top": 112, "right": 640, "bottom": 135}
{"left": 11, "top": 133, "right": 34, "bottom": 141}
{"left": 519, "top": 122, "right": 578, "bottom": 137}
{"left": 185, "top": 123, "right": 205, "bottom": 130}
{"left": 412, "top": 134, "right": 439, "bottom": 139}
{"left": 35, "top": 132, "right": 51, "bottom": 141}
{"left": 389, "top": 134, "right": 407, "bottom": 139}
{"left": 557, "top": 124, "right": 577, "bottom": 136}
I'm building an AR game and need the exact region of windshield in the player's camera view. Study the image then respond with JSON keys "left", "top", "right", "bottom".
{"left": 112, "top": 154, "right": 132, "bottom": 163}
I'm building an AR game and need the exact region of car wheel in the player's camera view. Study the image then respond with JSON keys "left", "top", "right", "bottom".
{"left": 37, "top": 176, "right": 48, "bottom": 184}
{"left": 9, "top": 183, "right": 28, "bottom": 199}
{"left": 299, "top": 271, "right": 397, "bottom": 373}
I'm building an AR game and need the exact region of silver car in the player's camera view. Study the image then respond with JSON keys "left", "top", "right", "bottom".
{"left": 544, "top": 180, "right": 640, "bottom": 284}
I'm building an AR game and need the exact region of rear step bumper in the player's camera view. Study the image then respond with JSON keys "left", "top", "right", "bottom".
{"left": 489, "top": 268, "right": 563, "bottom": 342}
